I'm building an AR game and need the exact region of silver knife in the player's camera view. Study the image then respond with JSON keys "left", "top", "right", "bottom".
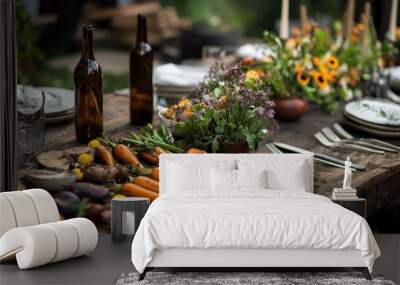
{"left": 266, "top": 142, "right": 355, "bottom": 170}
{"left": 272, "top": 142, "right": 367, "bottom": 171}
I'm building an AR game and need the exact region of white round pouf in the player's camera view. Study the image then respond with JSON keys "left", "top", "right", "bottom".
{"left": 1, "top": 192, "right": 39, "bottom": 227}
{"left": 0, "top": 226, "right": 57, "bottom": 269}
{"left": 66, "top": 218, "right": 98, "bottom": 257}
{"left": 42, "top": 221, "right": 79, "bottom": 262}
{"left": 0, "top": 219, "right": 98, "bottom": 269}
{"left": 24, "top": 189, "right": 60, "bottom": 224}
{"left": 0, "top": 195, "right": 17, "bottom": 237}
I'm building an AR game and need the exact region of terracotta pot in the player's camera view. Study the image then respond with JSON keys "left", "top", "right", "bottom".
{"left": 219, "top": 141, "right": 250, "bottom": 153}
{"left": 273, "top": 97, "right": 308, "bottom": 121}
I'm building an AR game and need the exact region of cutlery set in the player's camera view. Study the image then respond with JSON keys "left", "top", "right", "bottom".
{"left": 314, "top": 124, "right": 399, "bottom": 154}
{"left": 266, "top": 124, "right": 399, "bottom": 172}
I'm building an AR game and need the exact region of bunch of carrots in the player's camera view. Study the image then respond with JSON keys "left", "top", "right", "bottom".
{"left": 84, "top": 125, "right": 207, "bottom": 202}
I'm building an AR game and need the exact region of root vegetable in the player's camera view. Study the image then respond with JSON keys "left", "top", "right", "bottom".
{"left": 71, "top": 182, "right": 110, "bottom": 202}
{"left": 84, "top": 165, "right": 116, "bottom": 183}
{"left": 140, "top": 151, "right": 158, "bottom": 165}
{"left": 121, "top": 183, "right": 158, "bottom": 201}
{"left": 155, "top": 147, "right": 167, "bottom": 155}
{"left": 85, "top": 203, "right": 106, "bottom": 224}
{"left": 114, "top": 144, "right": 142, "bottom": 167}
{"left": 133, "top": 176, "right": 159, "bottom": 193}
{"left": 150, "top": 167, "right": 159, "bottom": 181}
{"left": 54, "top": 191, "right": 81, "bottom": 218}
{"left": 187, "top": 148, "right": 207, "bottom": 154}
{"left": 96, "top": 145, "right": 114, "bottom": 166}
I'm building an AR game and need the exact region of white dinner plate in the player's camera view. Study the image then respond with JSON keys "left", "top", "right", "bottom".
{"left": 18, "top": 85, "right": 74, "bottom": 116}
{"left": 344, "top": 98, "right": 400, "bottom": 127}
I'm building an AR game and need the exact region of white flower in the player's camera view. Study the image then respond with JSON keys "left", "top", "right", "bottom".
{"left": 345, "top": 89, "right": 354, "bottom": 100}
{"left": 339, "top": 63, "right": 348, "bottom": 73}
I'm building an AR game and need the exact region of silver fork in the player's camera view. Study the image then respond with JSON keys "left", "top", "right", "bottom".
{"left": 321, "top": 127, "right": 397, "bottom": 153}
{"left": 314, "top": 132, "right": 384, "bottom": 154}
{"left": 333, "top": 123, "right": 400, "bottom": 151}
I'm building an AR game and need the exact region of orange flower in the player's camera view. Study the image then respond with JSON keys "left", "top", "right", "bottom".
{"left": 294, "top": 63, "right": 304, "bottom": 74}
{"left": 246, "top": 69, "right": 260, "bottom": 80}
{"left": 256, "top": 69, "right": 266, "bottom": 78}
{"left": 285, "top": 38, "right": 297, "bottom": 50}
{"left": 183, "top": 108, "right": 193, "bottom": 118}
{"left": 325, "top": 70, "right": 338, "bottom": 83}
{"left": 297, "top": 72, "right": 310, "bottom": 86}
{"left": 312, "top": 72, "right": 329, "bottom": 90}
{"left": 313, "top": 57, "right": 322, "bottom": 67}
{"left": 325, "top": 56, "right": 339, "bottom": 70}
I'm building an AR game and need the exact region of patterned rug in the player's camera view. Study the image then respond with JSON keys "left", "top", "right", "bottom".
{"left": 116, "top": 271, "right": 395, "bottom": 285}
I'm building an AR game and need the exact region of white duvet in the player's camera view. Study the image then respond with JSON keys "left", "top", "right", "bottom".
{"left": 131, "top": 190, "right": 380, "bottom": 273}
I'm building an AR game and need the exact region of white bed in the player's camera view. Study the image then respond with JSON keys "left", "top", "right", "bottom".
{"left": 131, "top": 154, "right": 380, "bottom": 280}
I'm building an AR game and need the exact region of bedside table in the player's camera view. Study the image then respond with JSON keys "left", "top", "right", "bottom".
{"left": 111, "top": 197, "right": 150, "bottom": 242}
{"left": 332, "top": 198, "right": 366, "bottom": 218}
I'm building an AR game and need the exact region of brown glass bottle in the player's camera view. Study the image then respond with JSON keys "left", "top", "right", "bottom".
{"left": 129, "top": 15, "right": 154, "bottom": 125}
{"left": 74, "top": 25, "right": 103, "bottom": 144}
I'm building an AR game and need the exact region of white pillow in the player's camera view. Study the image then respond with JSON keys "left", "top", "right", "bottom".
{"left": 167, "top": 162, "right": 212, "bottom": 191}
{"left": 212, "top": 168, "right": 237, "bottom": 190}
{"left": 236, "top": 169, "right": 267, "bottom": 189}
{"left": 266, "top": 167, "right": 307, "bottom": 191}
{"left": 237, "top": 158, "right": 309, "bottom": 192}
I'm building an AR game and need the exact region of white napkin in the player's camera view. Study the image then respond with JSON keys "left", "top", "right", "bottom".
{"left": 154, "top": 64, "right": 207, "bottom": 87}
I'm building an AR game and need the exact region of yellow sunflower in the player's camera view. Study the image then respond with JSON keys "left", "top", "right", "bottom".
{"left": 325, "top": 56, "right": 339, "bottom": 70}
{"left": 312, "top": 72, "right": 329, "bottom": 90}
{"left": 296, "top": 72, "right": 310, "bottom": 86}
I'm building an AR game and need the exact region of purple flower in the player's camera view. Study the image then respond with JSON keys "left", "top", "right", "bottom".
{"left": 266, "top": 110, "right": 275, "bottom": 119}
{"left": 257, "top": 106, "right": 265, "bottom": 116}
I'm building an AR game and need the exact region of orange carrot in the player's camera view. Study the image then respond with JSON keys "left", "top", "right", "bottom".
{"left": 134, "top": 176, "right": 159, "bottom": 193}
{"left": 96, "top": 145, "right": 114, "bottom": 166}
{"left": 187, "top": 148, "right": 207, "bottom": 154}
{"left": 121, "top": 183, "right": 158, "bottom": 201}
{"left": 150, "top": 167, "right": 159, "bottom": 181}
{"left": 140, "top": 151, "right": 159, "bottom": 165}
{"left": 114, "top": 144, "right": 143, "bottom": 168}
{"left": 155, "top": 146, "right": 167, "bottom": 155}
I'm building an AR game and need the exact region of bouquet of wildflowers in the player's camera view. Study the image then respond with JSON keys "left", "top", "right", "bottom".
{"left": 164, "top": 63, "right": 276, "bottom": 152}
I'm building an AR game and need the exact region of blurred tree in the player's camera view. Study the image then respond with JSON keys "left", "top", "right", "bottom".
{"left": 16, "top": 0, "right": 42, "bottom": 83}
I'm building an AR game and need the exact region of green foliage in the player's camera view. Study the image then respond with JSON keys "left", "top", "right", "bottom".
{"left": 16, "top": 0, "right": 42, "bottom": 84}
{"left": 174, "top": 63, "right": 275, "bottom": 152}
{"left": 28, "top": 65, "right": 129, "bottom": 94}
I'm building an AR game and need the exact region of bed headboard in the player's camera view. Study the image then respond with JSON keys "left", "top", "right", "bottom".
{"left": 159, "top": 153, "right": 314, "bottom": 194}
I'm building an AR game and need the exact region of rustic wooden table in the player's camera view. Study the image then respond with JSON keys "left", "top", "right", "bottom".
{"left": 42, "top": 94, "right": 400, "bottom": 233}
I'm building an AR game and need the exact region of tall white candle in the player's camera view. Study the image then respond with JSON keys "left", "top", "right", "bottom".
{"left": 280, "top": 0, "right": 289, "bottom": 39}
{"left": 388, "top": 0, "right": 398, "bottom": 41}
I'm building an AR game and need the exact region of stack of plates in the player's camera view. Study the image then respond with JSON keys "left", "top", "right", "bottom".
{"left": 390, "top": 66, "right": 400, "bottom": 91}
{"left": 235, "top": 43, "right": 271, "bottom": 60}
{"left": 154, "top": 64, "right": 208, "bottom": 100}
{"left": 17, "top": 85, "right": 75, "bottom": 124}
{"left": 343, "top": 98, "right": 400, "bottom": 138}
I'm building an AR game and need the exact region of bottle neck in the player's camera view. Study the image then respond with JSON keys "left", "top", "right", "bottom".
{"left": 81, "top": 28, "right": 94, "bottom": 59}
{"left": 136, "top": 15, "right": 147, "bottom": 44}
